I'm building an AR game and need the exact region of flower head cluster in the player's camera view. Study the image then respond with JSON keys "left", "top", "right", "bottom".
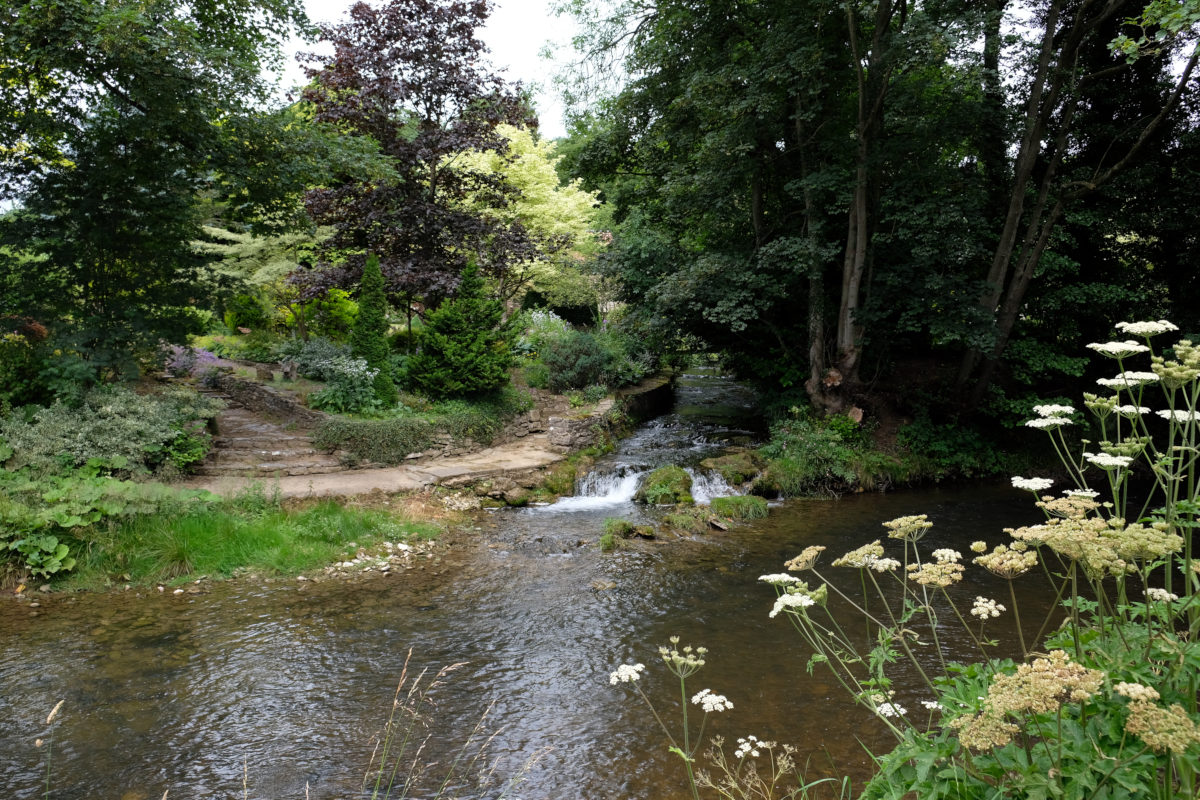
{"left": 832, "top": 540, "right": 884, "bottom": 568}
{"left": 691, "top": 688, "right": 733, "bottom": 713}
{"left": 1026, "top": 416, "right": 1074, "bottom": 429}
{"left": 970, "top": 540, "right": 988, "bottom": 553}
{"left": 866, "top": 691, "right": 907, "bottom": 718}
{"left": 906, "top": 560, "right": 964, "bottom": 588}
{"left": 970, "top": 596, "right": 1006, "bottom": 619}
{"left": 784, "top": 545, "right": 825, "bottom": 572}
{"left": 1084, "top": 392, "right": 1118, "bottom": 415}
{"left": 1114, "top": 405, "right": 1150, "bottom": 417}
{"left": 768, "top": 583, "right": 827, "bottom": 618}
{"left": 1151, "top": 339, "right": 1200, "bottom": 388}
{"left": 1124, "top": 699, "right": 1200, "bottom": 753}
{"left": 610, "top": 663, "right": 646, "bottom": 685}
{"left": 952, "top": 651, "right": 1104, "bottom": 750}
{"left": 920, "top": 700, "right": 943, "bottom": 711}
{"left": 870, "top": 557, "right": 901, "bottom": 573}
{"left": 1156, "top": 408, "right": 1199, "bottom": 423}
{"left": 1146, "top": 587, "right": 1179, "bottom": 603}
{"left": 1084, "top": 451, "right": 1134, "bottom": 470}
{"left": 1026, "top": 404, "right": 1075, "bottom": 428}
{"left": 931, "top": 548, "right": 962, "bottom": 564}
{"left": 1115, "top": 682, "right": 1160, "bottom": 702}
{"left": 883, "top": 515, "right": 933, "bottom": 541}
{"left": 974, "top": 543, "right": 1038, "bottom": 579}
{"left": 1012, "top": 476, "right": 1054, "bottom": 492}
{"left": 734, "top": 735, "right": 766, "bottom": 759}
{"left": 659, "top": 637, "right": 707, "bottom": 677}
{"left": 1086, "top": 340, "right": 1150, "bottom": 358}
{"left": 1096, "top": 371, "right": 1159, "bottom": 390}
{"left": 1033, "top": 404, "right": 1076, "bottom": 417}
{"left": 1063, "top": 489, "right": 1100, "bottom": 498}
{"left": 758, "top": 573, "right": 802, "bottom": 586}
{"left": 1008, "top": 510, "right": 1177, "bottom": 579}
{"left": 1115, "top": 320, "right": 1178, "bottom": 337}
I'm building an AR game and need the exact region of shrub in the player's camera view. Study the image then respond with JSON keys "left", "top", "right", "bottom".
{"left": 283, "top": 337, "right": 353, "bottom": 381}
{"left": 516, "top": 309, "right": 572, "bottom": 357}
{"left": 635, "top": 465, "right": 694, "bottom": 505}
{"left": 0, "top": 386, "right": 223, "bottom": 476}
{"left": 307, "top": 357, "right": 382, "bottom": 415}
{"left": 351, "top": 255, "right": 398, "bottom": 407}
{"left": 313, "top": 389, "right": 531, "bottom": 464}
{"left": 407, "top": 264, "right": 514, "bottom": 399}
{"left": 710, "top": 495, "right": 769, "bottom": 520}
{"left": 754, "top": 418, "right": 859, "bottom": 496}
{"left": 541, "top": 330, "right": 615, "bottom": 392}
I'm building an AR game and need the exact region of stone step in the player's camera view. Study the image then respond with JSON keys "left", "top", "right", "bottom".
{"left": 195, "top": 462, "right": 349, "bottom": 477}
{"left": 213, "top": 435, "right": 314, "bottom": 450}
{"left": 207, "top": 448, "right": 334, "bottom": 465}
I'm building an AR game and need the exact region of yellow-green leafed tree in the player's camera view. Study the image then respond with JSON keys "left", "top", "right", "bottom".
{"left": 455, "top": 124, "right": 608, "bottom": 310}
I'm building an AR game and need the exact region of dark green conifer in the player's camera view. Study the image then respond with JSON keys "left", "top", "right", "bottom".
{"left": 408, "top": 263, "right": 513, "bottom": 398}
{"left": 351, "top": 254, "right": 398, "bottom": 406}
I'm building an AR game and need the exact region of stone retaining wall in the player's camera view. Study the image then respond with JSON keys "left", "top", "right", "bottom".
{"left": 211, "top": 374, "right": 326, "bottom": 427}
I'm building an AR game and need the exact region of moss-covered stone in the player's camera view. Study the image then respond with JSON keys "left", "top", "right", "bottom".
{"left": 604, "top": 518, "right": 637, "bottom": 537}
{"left": 699, "top": 451, "right": 765, "bottom": 486}
{"left": 634, "top": 465, "right": 694, "bottom": 505}
{"left": 663, "top": 508, "right": 710, "bottom": 534}
{"left": 711, "top": 495, "right": 769, "bottom": 521}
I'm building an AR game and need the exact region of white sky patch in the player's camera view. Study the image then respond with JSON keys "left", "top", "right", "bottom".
{"left": 273, "top": 0, "right": 577, "bottom": 138}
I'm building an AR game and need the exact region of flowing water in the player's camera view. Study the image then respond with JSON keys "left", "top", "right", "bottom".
{"left": 0, "top": 372, "right": 1049, "bottom": 799}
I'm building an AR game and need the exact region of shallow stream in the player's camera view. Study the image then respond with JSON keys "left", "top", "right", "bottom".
{"left": 0, "top": 372, "right": 1048, "bottom": 799}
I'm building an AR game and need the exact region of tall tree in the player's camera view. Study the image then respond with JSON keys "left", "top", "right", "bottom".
{"left": 0, "top": 0, "right": 314, "bottom": 379}
{"left": 299, "top": 0, "right": 543, "bottom": 311}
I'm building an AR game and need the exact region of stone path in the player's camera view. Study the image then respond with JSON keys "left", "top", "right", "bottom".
{"left": 194, "top": 405, "right": 345, "bottom": 479}
{"left": 185, "top": 434, "right": 567, "bottom": 499}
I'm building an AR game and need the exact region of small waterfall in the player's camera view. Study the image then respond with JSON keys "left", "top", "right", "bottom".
{"left": 688, "top": 469, "right": 741, "bottom": 504}
{"left": 541, "top": 467, "right": 647, "bottom": 512}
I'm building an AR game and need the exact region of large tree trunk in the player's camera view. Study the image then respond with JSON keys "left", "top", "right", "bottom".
{"left": 957, "top": 0, "right": 1196, "bottom": 408}
{"left": 812, "top": 0, "right": 903, "bottom": 414}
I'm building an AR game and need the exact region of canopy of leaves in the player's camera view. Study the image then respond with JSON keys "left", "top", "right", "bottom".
{"left": 298, "top": 0, "right": 545, "bottom": 306}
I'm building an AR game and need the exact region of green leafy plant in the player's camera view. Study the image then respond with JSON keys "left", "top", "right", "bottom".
{"left": 351, "top": 254, "right": 398, "bottom": 406}
{"left": 757, "top": 319, "right": 1200, "bottom": 799}
{"left": 709, "top": 495, "right": 769, "bottom": 521}
{"left": 407, "top": 264, "right": 514, "bottom": 399}
{"left": 635, "top": 465, "right": 694, "bottom": 505}
{"left": 0, "top": 386, "right": 222, "bottom": 476}
{"left": 307, "top": 357, "right": 383, "bottom": 415}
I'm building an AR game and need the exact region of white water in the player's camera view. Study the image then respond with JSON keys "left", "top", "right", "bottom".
{"left": 687, "top": 468, "right": 740, "bottom": 504}
{"left": 541, "top": 468, "right": 647, "bottom": 512}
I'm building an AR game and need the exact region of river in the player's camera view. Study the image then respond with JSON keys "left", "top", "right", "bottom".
{"left": 0, "top": 371, "right": 1047, "bottom": 799}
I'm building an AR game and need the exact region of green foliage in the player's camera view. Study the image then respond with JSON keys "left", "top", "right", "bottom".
{"left": 755, "top": 418, "right": 861, "bottom": 496}
{"left": 709, "top": 495, "right": 769, "bottom": 521}
{"left": 307, "top": 357, "right": 382, "bottom": 415}
{"left": 223, "top": 294, "right": 271, "bottom": 331}
{"left": 541, "top": 330, "right": 615, "bottom": 392}
{"left": 0, "top": 326, "right": 48, "bottom": 411}
{"left": 0, "top": 386, "right": 222, "bottom": 476}
{"left": 663, "top": 507, "right": 711, "bottom": 534}
{"left": 313, "top": 389, "right": 532, "bottom": 465}
{"left": 407, "top": 264, "right": 514, "bottom": 399}
{"left": 0, "top": 467, "right": 215, "bottom": 578}
{"left": 63, "top": 491, "right": 440, "bottom": 587}
{"left": 280, "top": 336, "right": 352, "bottom": 380}
{"left": 598, "top": 531, "right": 617, "bottom": 552}
{"left": 698, "top": 451, "right": 765, "bottom": 485}
{"left": 351, "top": 255, "right": 398, "bottom": 406}
{"left": 895, "top": 411, "right": 1010, "bottom": 480}
{"left": 635, "top": 465, "right": 694, "bottom": 505}
{"left": 603, "top": 518, "right": 636, "bottom": 538}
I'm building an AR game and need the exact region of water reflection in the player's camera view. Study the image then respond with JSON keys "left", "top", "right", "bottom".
{"left": 1, "top": 485, "right": 1047, "bottom": 799}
